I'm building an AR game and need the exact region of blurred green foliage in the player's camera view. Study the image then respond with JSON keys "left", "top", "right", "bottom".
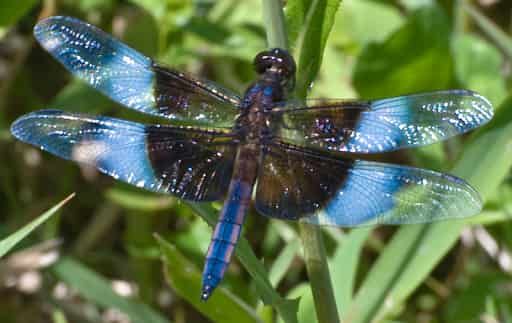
{"left": 1, "top": 0, "right": 512, "bottom": 322}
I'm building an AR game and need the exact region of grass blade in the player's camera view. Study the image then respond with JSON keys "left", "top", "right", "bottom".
{"left": 262, "top": 0, "right": 288, "bottom": 49}
{"left": 464, "top": 3, "right": 512, "bottom": 61}
{"left": 286, "top": 0, "right": 343, "bottom": 98}
{"left": 269, "top": 238, "right": 300, "bottom": 287}
{"left": 299, "top": 223, "right": 340, "bottom": 323}
{"left": 353, "top": 5, "right": 452, "bottom": 98}
{"left": 330, "top": 227, "right": 372, "bottom": 316}
{"left": 0, "top": 193, "right": 75, "bottom": 258}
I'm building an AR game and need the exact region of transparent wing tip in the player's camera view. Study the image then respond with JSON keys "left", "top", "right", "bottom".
{"left": 440, "top": 172, "right": 483, "bottom": 219}
{"left": 34, "top": 16, "right": 62, "bottom": 51}
{"left": 432, "top": 89, "right": 495, "bottom": 133}
{"left": 33, "top": 16, "right": 84, "bottom": 52}
{"left": 10, "top": 109, "right": 63, "bottom": 142}
{"left": 10, "top": 112, "right": 38, "bottom": 141}
{"left": 10, "top": 115, "right": 27, "bottom": 141}
{"left": 465, "top": 90, "right": 494, "bottom": 125}
{"left": 461, "top": 181, "right": 483, "bottom": 216}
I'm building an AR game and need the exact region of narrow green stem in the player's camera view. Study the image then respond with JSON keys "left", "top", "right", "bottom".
{"left": 262, "top": 0, "right": 288, "bottom": 49}
{"left": 454, "top": 0, "right": 468, "bottom": 34}
{"left": 463, "top": 2, "right": 512, "bottom": 60}
{"left": 299, "top": 223, "right": 340, "bottom": 323}
{"left": 261, "top": 0, "right": 340, "bottom": 322}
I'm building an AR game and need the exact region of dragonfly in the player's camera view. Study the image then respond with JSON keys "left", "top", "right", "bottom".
{"left": 11, "top": 16, "right": 493, "bottom": 301}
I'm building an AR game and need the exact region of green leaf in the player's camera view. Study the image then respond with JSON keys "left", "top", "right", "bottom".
{"left": 52, "top": 257, "right": 169, "bottom": 323}
{"left": 50, "top": 80, "right": 115, "bottom": 114}
{"left": 309, "top": 45, "right": 356, "bottom": 99}
{"left": 127, "top": 0, "right": 168, "bottom": 22}
{"left": 466, "top": 184, "right": 512, "bottom": 225}
{"left": 353, "top": 5, "right": 454, "bottom": 98}
{"left": 333, "top": 0, "right": 405, "bottom": 48}
{"left": 174, "top": 217, "right": 211, "bottom": 257}
{"left": 77, "top": 0, "right": 115, "bottom": 11}
{"left": 330, "top": 227, "right": 372, "bottom": 316}
{"left": 156, "top": 235, "right": 262, "bottom": 323}
{"left": 344, "top": 95, "right": 512, "bottom": 323}
{"left": 285, "top": 0, "right": 307, "bottom": 50}
{"left": 0, "top": 0, "right": 38, "bottom": 27}
{"left": 399, "top": 0, "right": 435, "bottom": 10}
{"left": 181, "top": 18, "right": 265, "bottom": 61}
{"left": 269, "top": 238, "right": 301, "bottom": 287}
{"left": 452, "top": 33, "right": 506, "bottom": 106}
{"left": 121, "top": 10, "right": 160, "bottom": 58}
{"left": 105, "top": 188, "right": 175, "bottom": 212}
{"left": 282, "top": 283, "right": 317, "bottom": 323}
{"left": 467, "top": 209, "right": 512, "bottom": 226}
{"left": 52, "top": 310, "right": 68, "bottom": 323}
{"left": 0, "top": 193, "right": 74, "bottom": 258}
{"left": 286, "top": 0, "right": 344, "bottom": 99}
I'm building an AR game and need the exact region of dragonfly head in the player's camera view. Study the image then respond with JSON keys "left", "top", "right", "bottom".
{"left": 254, "top": 48, "right": 296, "bottom": 92}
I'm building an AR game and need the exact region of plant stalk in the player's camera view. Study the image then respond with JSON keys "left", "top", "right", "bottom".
{"left": 299, "top": 222, "right": 340, "bottom": 323}
{"left": 261, "top": 0, "right": 340, "bottom": 322}
{"left": 262, "top": 0, "right": 288, "bottom": 49}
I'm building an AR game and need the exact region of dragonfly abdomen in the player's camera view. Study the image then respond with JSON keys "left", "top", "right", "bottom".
{"left": 201, "top": 214, "right": 243, "bottom": 300}
{"left": 201, "top": 144, "right": 259, "bottom": 300}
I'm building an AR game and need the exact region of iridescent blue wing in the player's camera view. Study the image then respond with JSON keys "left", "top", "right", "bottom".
{"left": 11, "top": 110, "right": 236, "bottom": 201}
{"left": 255, "top": 142, "right": 481, "bottom": 226}
{"left": 34, "top": 16, "right": 241, "bottom": 127}
{"left": 272, "top": 90, "right": 493, "bottom": 153}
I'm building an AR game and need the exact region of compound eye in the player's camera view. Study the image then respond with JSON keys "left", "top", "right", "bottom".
{"left": 253, "top": 48, "right": 296, "bottom": 78}
{"left": 271, "top": 49, "right": 296, "bottom": 77}
{"left": 255, "top": 61, "right": 271, "bottom": 74}
{"left": 254, "top": 51, "right": 271, "bottom": 74}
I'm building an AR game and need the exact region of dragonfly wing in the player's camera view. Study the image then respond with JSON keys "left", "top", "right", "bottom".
{"left": 11, "top": 110, "right": 236, "bottom": 201}
{"left": 273, "top": 90, "right": 493, "bottom": 153}
{"left": 34, "top": 16, "right": 241, "bottom": 127}
{"left": 255, "top": 142, "right": 481, "bottom": 226}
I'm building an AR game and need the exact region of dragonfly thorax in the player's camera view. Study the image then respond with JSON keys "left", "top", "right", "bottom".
{"left": 236, "top": 81, "right": 276, "bottom": 145}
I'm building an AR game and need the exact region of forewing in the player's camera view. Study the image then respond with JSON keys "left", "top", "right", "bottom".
{"left": 255, "top": 143, "right": 481, "bottom": 226}
{"left": 11, "top": 110, "right": 236, "bottom": 201}
{"left": 273, "top": 90, "right": 493, "bottom": 153}
{"left": 34, "top": 16, "right": 240, "bottom": 127}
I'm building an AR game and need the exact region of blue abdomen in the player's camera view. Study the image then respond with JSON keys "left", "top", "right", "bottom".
{"left": 201, "top": 179, "right": 253, "bottom": 300}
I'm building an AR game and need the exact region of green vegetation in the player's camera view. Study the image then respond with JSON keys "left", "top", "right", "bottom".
{"left": 1, "top": 0, "right": 511, "bottom": 322}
